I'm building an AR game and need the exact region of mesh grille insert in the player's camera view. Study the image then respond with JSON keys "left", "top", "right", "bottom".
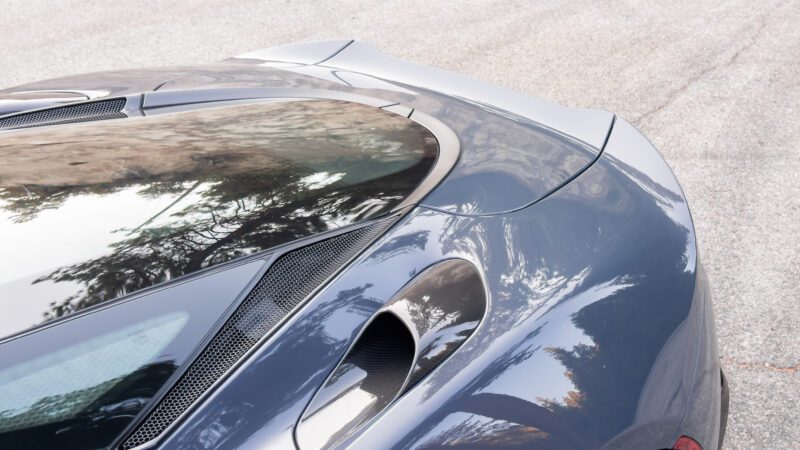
{"left": 121, "top": 218, "right": 394, "bottom": 449}
{"left": 0, "top": 98, "right": 127, "bottom": 130}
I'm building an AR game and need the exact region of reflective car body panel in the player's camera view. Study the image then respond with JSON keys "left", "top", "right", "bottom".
{"left": 158, "top": 116, "right": 721, "bottom": 450}
{"left": 235, "top": 40, "right": 353, "bottom": 65}
{"left": 0, "top": 41, "right": 724, "bottom": 450}
{"left": 0, "top": 90, "right": 91, "bottom": 116}
{"left": 296, "top": 259, "right": 488, "bottom": 450}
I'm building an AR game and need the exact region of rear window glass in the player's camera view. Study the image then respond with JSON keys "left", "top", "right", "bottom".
{"left": 0, "top": 259, "right": 263, "bottom": 449}
{"left": 0, "top": 314, "right": 187, "bottom": 447}
{"left": 0, "top": 99, "right": 438, "bottom": 337}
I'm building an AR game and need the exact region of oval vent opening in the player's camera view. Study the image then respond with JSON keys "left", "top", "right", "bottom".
{"left": 297, "top": 312, "right": 415, "bottom": 450}
{"left": 296, "top": 259, "right": 487, "bottom": 449}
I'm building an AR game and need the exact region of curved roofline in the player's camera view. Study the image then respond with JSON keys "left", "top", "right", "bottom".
{"left": 232, "top": 40, "right": 613, "bottom": 150}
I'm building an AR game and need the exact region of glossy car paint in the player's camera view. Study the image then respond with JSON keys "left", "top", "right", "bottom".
{"left": 0, "top": 41, "right": 724, "bottom": 449}
{"left": 151, "top": 112, "right": 720, "bottom": 449}
{"left": 0, "top": 90, "right": 91, "bottom": 116}
{"left": 297, "top": 259, "right": 487, "bottom": 450}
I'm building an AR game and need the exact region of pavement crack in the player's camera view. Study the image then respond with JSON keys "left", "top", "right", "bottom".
{"left": 721, "top": 357, "right": 800, "bottom": 374}
{"left": 635, "top": 14, "right": 770, "bottom": 124}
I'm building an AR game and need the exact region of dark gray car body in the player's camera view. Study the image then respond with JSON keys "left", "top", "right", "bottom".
{"left": 0, "top": 41, "right": 727, "bottom": 449}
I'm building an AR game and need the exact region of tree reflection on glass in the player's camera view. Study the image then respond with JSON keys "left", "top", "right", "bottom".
{"left": 0, "top": 100, "right": 436, "bottom": 324}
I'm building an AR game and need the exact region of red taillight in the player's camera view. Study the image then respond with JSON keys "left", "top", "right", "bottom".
{"left": 673, "top": 435, "right": 703, "bottom": 450}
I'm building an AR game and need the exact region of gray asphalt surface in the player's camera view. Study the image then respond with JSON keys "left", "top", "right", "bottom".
{"left": 2, "top": 1, "right": 799, "bottom": 448}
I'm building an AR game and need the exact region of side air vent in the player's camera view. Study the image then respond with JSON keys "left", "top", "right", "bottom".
{"left": 296, "top": 312, "right": 415, "bottom": 450}
{"left": 0, "top": 98, "right": 127, "bottom": 130}
{"left": 120, "top": 217, "right": 395, "bottom": 449}
{"left": 296, "top": 259, "right": 486, "bottom": 450}
{"left": 396, "top": 259, "right": 486, "bottom": 391}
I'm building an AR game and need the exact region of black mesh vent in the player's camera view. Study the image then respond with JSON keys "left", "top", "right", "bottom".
{"left": 120, "top": 218, "right": 394, "bottom": 449}
{"left": 0, "top": 98, "right": 127, "bottom": 130}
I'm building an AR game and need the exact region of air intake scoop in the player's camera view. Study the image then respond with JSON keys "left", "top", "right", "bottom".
{"left": 296, "top": 259, "right": 487, "bottom": 449}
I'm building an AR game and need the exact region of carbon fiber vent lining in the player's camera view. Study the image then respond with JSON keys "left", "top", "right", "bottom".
{"left": 0, "top": 98, "right": 126, "bottom": 129}
{"left": 341, "top": 313, "right": 415, "bottom": 403}
{"left": 294, "top": 312, "right": 416, "bottom": 450}
{"left": 120, "top": 217, "right": 395, "bottom": 449}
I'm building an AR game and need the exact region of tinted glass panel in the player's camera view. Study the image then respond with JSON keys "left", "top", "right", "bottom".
{"left": 0, "top": 99, "right": 437, "bottom": 337}
{"left": 0, "top": 259, "right": 264, "bottom": 450}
